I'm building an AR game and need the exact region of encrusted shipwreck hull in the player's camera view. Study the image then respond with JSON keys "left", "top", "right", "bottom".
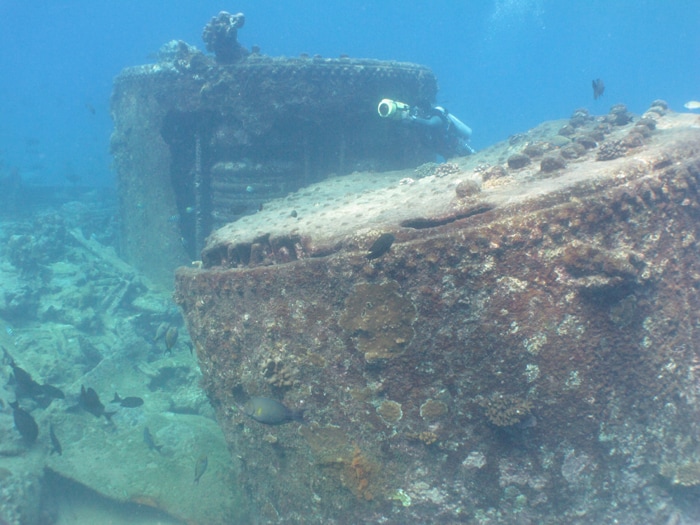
{"left": 175, "top": 106, "right": 700, "bottom": 523}
{"left": 111, "top": 46, "right": 437, "bottom": 287}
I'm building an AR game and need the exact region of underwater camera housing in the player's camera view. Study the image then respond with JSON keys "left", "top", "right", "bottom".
{"left": 378, "top": 98, "right": 411, "bottom": 120}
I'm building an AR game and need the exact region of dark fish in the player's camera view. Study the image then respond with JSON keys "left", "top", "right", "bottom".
{"left": 5, "top": 353, "right": 43, "bottom": 399}
{"left": 79, "top": 385, "right": 115, "bottom": 422}
{"left": 143, "top": 426, "right": 163, "bottom": 454}
{"left": 40, "top": 383, "right": 65, "bottom": 400}
{"left": 4, "top": 348, "right": 64, "bottom": 403}
{"left": 9, "top": 363, "right": 41, "bottom": 396}
{"left": 154, "top": 322, "right": 169, "bottom": 342}
{"left": 64, "top": 170, "right": 82, "bottom": 185}
{"left": 242, "top": 397, "right": 305, "bottom": 426}
{"left": 592, "top": 78, "right": 605, "bottom": 100}
{"left": 9, "top": 401, "right": 38, "bottom": 443}
{"left": 366, "top": 233, "right": 395, "bottom": 260}
{"left": 111, "top": 392, "right": 144, "bottom": 408}
{"left": 194, "top": 454, "right": 208, "bottom": 484}
{"left": 165, "top": 326, "right": 179, "bottom": 353}
{"left": 49, "top": 423, "right": 62, "bottom": 455}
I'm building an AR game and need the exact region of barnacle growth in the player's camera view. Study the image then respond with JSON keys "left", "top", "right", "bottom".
{"left": 299, "top": 426, "right": 383, "bottom": 501}
{"left": 344, "top": 446, "right": 376, "bottom": 501}
{"left": 376, "top": 400, "right": 403, "bottom": 424}
{"left": 433, "top": 162, "right": 461, "bottom": 178}
{"left": 339, "top": 281, "right": 417, "bottom": 362}
{"left": 406, "top": 431, "right": 439, "bottom": 445}
{"left": 480, "top": 394, "right": 533, "bottom": 427}
{"left": 660, "top": 462, "right": 700, "bottom": 487}
{"left": 260, "top": 357, "right": 299, "bottom": 388}
{"left": 419, "top": 399, "right": 448, "bottom": 421}
{"left": 414, "top": 162, "right": 460, "bottom": 179}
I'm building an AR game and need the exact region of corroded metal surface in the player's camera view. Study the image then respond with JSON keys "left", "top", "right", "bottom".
{"left": 176, "top": 107, "right": 700, "bottom": 523}
{"left": 111, "top": 44, "right": 437, "bottom": 287}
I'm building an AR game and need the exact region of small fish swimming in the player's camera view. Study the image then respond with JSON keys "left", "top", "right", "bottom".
{"left": 165, "top": 326, "right": 179, "bottom": 353}
{"left": 241, "top": 397, "right": 305, "bottom": 425}
{"left": 194, "top": 454, "right": 208, "bottom": 484}
{"left": 684, "top": 100, "right": 700, "bottom": 110}
{"left": 366, "top": 233, "right": 395, "bottom": 260}
{"left": 111, "top": 392, "right": 144, "bottom": 408}
{"left": 49, "top": 423, "right": 62, "bottom": 455}
{"left": 154, "top": 322, "right": 169, "bottom": 342}
{"left": 10, "top": 401, "right": 38, "bottom": 444}
{"left": 592, "top": 78, "right": 605, "bottom": 100}
{"left": 79, "top": 385, "right": 115, "bottom": 422}
{"left": 143, "top": 426, "right": 163, "bottom": 454}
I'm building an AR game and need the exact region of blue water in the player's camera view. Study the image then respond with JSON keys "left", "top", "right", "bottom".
{"left": 0, "top": 0, "right": 697, "bottom": 188}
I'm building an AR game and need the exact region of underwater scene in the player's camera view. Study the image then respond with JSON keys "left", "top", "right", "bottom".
{"left": 1, "top": 2, "right": 700, "bottom": 524}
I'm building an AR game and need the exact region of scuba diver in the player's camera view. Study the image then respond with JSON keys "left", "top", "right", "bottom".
{"left": 378, "top": 98, "right": 474, "bottom": 159}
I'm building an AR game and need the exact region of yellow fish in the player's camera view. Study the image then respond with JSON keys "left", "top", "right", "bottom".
{"left": 684, "top": 100, "right": 700, "bottom": 110}
{"left": 164, "top": 326, "right": 178, "bottom": 352}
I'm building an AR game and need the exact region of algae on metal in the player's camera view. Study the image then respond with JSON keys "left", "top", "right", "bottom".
{"left": 176, "top": 106, "right": 700, "bottom": 523}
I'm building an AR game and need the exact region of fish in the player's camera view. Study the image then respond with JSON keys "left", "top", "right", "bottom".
{"left": 684, "top": 100, "right": 700, "bottom": 110}
{"left": 143, "top": 426, "right": 163, "bottom": 454}
{"left": 241, "top": 397, "right": 305, "bottom": 425}
{"left": 40, "top": 384, "right": 65, "bottom": 400}
{"left": 3, "top": 347, "right": 64, "bottom": 404}
{"left": 164, "top": 326, "right": 179, "bottom": 353}
{"left": 79, "top": 385, "right": 115, "bottom": 422}
{"left": 10, "top": 363, "right": 44, "bottom": 399}
{"left": 366, "top": 233, "right": 395, "bottom": 260}
{"left": 9, "top": 401, "right": 38, "bottom": 444}
{"left": 111, "top": 392, "right": 144, "bottom": 408}
{"left": 592, "top": 78, "right": 605, "bottom": 100}
{"left": 49, "top": 423, "right": 62, "bottom": 455}
{"left": 154, "top": 322, "right": 169, "bottom": 342}
{"left": 3, "top": 348, "right": 43, "bottom": 398}
{"left": 6, "top": 351, "right": 66, "bottom": 408}
{"left": 194, "top": 454, "right": 208, "bottom": 484}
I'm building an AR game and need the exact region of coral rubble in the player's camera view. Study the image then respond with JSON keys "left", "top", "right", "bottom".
{"left": 0, "top": 195, "right": 246, "bottom": 523}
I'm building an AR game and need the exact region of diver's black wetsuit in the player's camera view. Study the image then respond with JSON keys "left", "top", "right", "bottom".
{"left": 409, "top": 104, "right": 474, "bottom": 159}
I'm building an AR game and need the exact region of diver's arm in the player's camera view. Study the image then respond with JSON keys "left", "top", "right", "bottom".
{"left": 410, "top": 114, "right": 445, "bottom": 129}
